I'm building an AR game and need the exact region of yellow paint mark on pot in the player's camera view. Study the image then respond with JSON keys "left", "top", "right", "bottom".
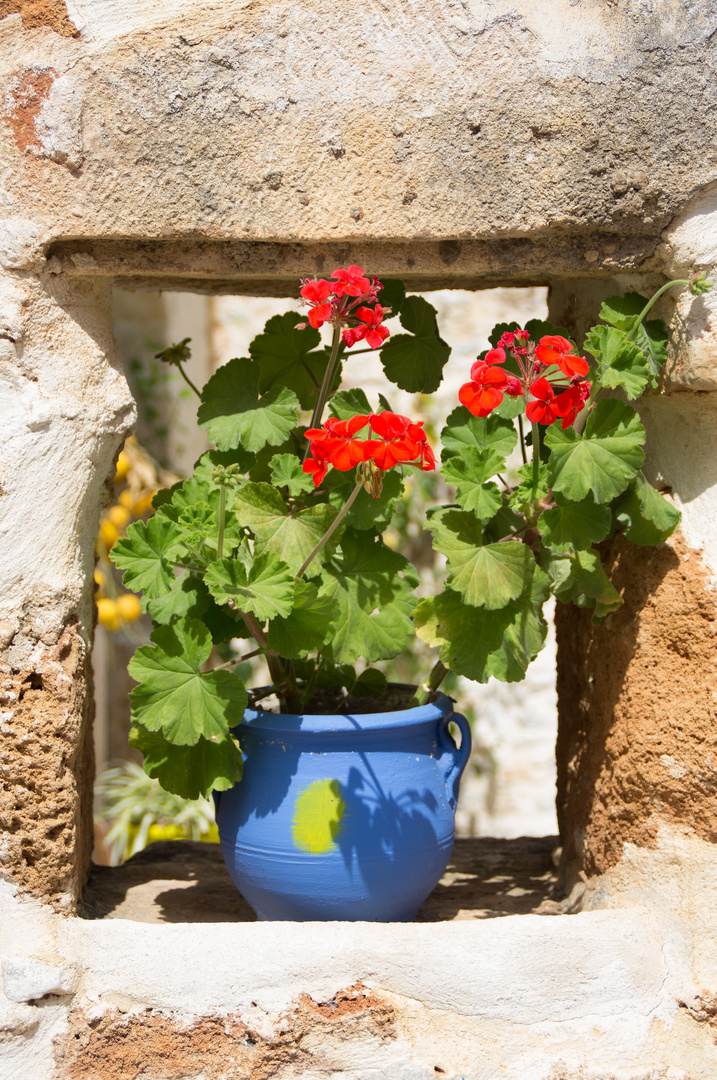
{"left": 292, "top": 779, "right": 345, "bottom": 854}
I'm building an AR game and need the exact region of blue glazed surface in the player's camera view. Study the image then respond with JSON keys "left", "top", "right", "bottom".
{"left": 215, "top": 691, "right": 471, "bottom": 921}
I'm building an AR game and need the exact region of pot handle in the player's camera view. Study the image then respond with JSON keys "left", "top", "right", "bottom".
{"left": 437, "top": 711, "right": 472, "bottom": 809}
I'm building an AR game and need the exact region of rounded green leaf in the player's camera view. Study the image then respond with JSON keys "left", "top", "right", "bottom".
{"left": 441, "top": 409, "right": 517, "bottom": 461}
{"left": 266, "top": 580, "right": 337, "bottom": 658}
{"left": 198, "top": 358, "right": 299, "bottom": 453}
{"left": 539, "top": 495, "right": 612, "bottom": 552}
{"left": 612, "top": 472, "right": 681, "bottom": 545}
{"left": 249, "top": 312, "right": 334, "bottom": 410}
{"left": 546, "top": 399, "right": 645, "bottom": 503}
{"left": 130, "top": 723, "right": 243, "bottom": 801}
{"left": 415, "top": 575, "right": 548, "bottom": 683}
{"left": 379, "top": 296, "right": 451, "bottom": 393}
{"left": 318, "top": 529, "right": 419, "bottom": 665}
{"left": 205, "top": 554, "right": 295, "bottom": 620}
{"left": 111, "top": 513, "right": 182, "bottom": 599}
{"left": 440, "top": 448, "right": 506, "bottom": 521}
{"left": 128, "top": 618, "right": 247, "bottom": 745}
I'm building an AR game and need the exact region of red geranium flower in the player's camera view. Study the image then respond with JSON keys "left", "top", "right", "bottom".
{"left": 305, "top": 415, "right": 370, "bottom": 472}
{"left": 299, "top": 278, "right": 335, "bottom": 329}
{"left": 354, "top": 305, "right": 390, "bottom": 350}
{"left": 554, "top": 382, "right": 591, "bottom": 429}
{"left": 364, "top": 412, "right": 435, "bottom": 471}
{"left": 458, "top": 361, "right": 508, "bottom": 417}
{"left": 302, "top": 442, "right": 332, "bottom": 486}
{"left": 331, "top": 265, "right": 373, "bottom": 298}
{"left": 535, "top": 335, "right": 589, "bottom": 378}
{"left": 303, "top": 411, "right": 435, "bottom": 484}
{"left": 484, "top": 347, "right": 506, "bottom": 366}
{"left": 525, "top": 377, "right": 560, "bottom": 425}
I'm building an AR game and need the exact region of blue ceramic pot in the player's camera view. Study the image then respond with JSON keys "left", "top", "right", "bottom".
{"left": 215, "top": 690, "right": 471, "bottom": 921}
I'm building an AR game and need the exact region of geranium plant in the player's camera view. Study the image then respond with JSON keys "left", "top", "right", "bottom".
{"left": 111, "top": 268, "right": 710, "bottom": 799}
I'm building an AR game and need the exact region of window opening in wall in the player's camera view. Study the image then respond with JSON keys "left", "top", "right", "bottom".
{"left": 87, "top": 283, "right": 561, "bottom": 924}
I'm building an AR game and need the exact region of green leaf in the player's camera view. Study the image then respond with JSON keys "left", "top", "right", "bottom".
{"left": 318, "top": 529, "right": 419, "bottom": 665}
{"left": 205, "top": 554, "right": 295, "bottom": 620}
{"left": 598, "top": 293, "right": 667, "bottom": 378}
{"left": 202, "top": 599, "right": 252, "bottom": 643}
{"left": 198, "top": 358, "right": 300, "bottom": 453}
{"left": 429, "top": 509, "right": 536, "bottom": 608}
{"left": 441, "top": 408, "right": 517, "bottom": 461}
{"left": 266, "top": 580, "right": 337, "bottom": 658}
{"left": 128, "top": 618, "right": 247, "bottom": 745}
{"left": 234, "top": 482, "right": 338, "bottom": 574}
{"left": 157, "top": 480, "right": 246, "bottom": 563}
{"left": 539, "top": 495, "right": 612, "bottom": 552}
{"left": 146, "top": 573, "right": 211, "bottom": 624}
{"left": 377, "top": 279, "right": 406, "bottom": 317}
{"left": 512, "top": 462, "right": 550, "bottom": 516}
{"left": 249, "top": 434, "right": 300, "bottom": 484}
{"left": 130, "top": 722, "right": 243, "bottom": 801}
{"left": 493, "top": 395, "right": 528, "bottom": 420}
{"left": 379, "top": 296, "right": 451, "bottom": 393}
{"left": 553, "top": 549, "right": 622, "bottom": 615}
{"left": 612, "top": 472, "right": 681, "bottom": 545}
{"left": 328, "top": 388, "right": 373, "bottom": 421}
{"left": 325, "top": 468, "right": 404, "bottom": 531}
{"left": 270, "top": 453, "right": 316, "bottom": 496}
{"left": 351, "top": 668, "right": 388, "bottom": 698}
{"left": 112, "top": 514, "right": 182, "bottom": 599}
{"left": 546, "top": 399, "right": 645, "bottom": 503}
{"left": 249, "top": 312, "right": 336, "bottom": 410}
{"left": 481, "top": 500, "right": 525, "bottom": 544}
{"left": 441, "top": 448, "right": 505, "bottom": 521}
{"left": 415, "top": 574, "right": 549, "bottom": 683}
{"left": 583, "top": 325, "right": 650, "bottom": 400}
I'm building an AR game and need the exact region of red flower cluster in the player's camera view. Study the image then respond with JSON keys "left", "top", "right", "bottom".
{"left": 303, "top": 411, "right": 436, "bottom": 487}
{"left": 458, "top": 331, "right": 591, "bottom": 429}
{"left": 298, "top": 266, "right": 390, "bottom": 350}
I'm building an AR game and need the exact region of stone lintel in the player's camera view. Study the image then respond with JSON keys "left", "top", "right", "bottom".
{"left": 44, "top": 235, "right": 662, "bottom": 295}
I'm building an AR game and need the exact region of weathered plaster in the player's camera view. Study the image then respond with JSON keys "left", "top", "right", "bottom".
{"left": 3, "top": 875, "right": 717, "bottom": 1080}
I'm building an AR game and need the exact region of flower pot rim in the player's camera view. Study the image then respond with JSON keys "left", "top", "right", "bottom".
{"left": 236, "top": 686, "right": 454, "bottom": 735}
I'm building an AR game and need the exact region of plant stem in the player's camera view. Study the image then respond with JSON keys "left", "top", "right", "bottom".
{"left": 213, "top": 646, "right": 264, "bottom": 671}
{"left": 634, "top": 278, "right": 692, "bottom": 328}
{"left": 517, "top": 414, "right": 528, "bottom": 465}
{"left": 303, "top": 325, "right": 343, "bottom": 461}
{"left": 410, "top": 661, "right": 450, "bottom": 708}
{"left": 177, "top": 362, "right": 202, "bottom": 399}
{"left": 295, "top": 478, "right": 364, "bottom": 578}
{"left": 217, "top": 484, "right": 226, "bottom": 561}
{"left": 531, "top": 422, "right": 541, "bottom": 487}
{"left": 239, "top": 610, "right": 299, "bottom": 712}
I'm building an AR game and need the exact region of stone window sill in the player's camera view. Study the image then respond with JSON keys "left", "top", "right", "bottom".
{"left": 81, "top": 836, "right": 562, "bottom": 924}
